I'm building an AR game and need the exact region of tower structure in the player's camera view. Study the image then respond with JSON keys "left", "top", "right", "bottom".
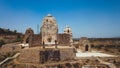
{"left": 64, "top": 26, "right": 73, "bottom": 44}
{"left": 41, "top": 14, "right": 58, "bottom": 44}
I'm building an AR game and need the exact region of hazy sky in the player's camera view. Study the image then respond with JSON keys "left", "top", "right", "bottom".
{"left": 0, "top": 0, "right": 120, "bottom": 38}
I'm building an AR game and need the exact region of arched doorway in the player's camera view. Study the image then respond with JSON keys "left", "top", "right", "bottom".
{"left": 85, "top": 45, "right": 89, "bottom": 51}
{"left": 26, "top": 37, "right": 29, "bottom": 43}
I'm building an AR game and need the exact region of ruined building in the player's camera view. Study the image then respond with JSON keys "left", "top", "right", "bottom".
{"left": 17, "top": 14, "right": 76, "bottom": 65}
{"left": 64, "top": 26, "right": 73, "bottom": 45}
{"left": 79, "top": 37, "right": 91, "bottom": 52}
{"left": 23, "top": 14, "right": 73, "bottom": 47}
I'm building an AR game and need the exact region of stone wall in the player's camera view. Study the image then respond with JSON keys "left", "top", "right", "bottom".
{"left": 27, "top": 34, "right": 71, "bottom": 47}
{"left": 79, "top": 37, "right": 91, "bottom": 52}
{"left": 18, "top": 48, "right": 40, "bottom": 63}
{"left": 18, "top": 47, "right": 75, "bottom": 64}
{"left": 60, "top": 48, "right": 75, "bottom": 61}
{"left": 57, "top": 34, "right": 70, "bottom": 45}
{"left": 29, "top": 34, "right": 42, "bottom": 47}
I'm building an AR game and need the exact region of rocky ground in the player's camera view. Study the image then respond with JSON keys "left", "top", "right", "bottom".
{"left": 0, "top": 49, "right": 113, "bottom": 68}
{"left": 0, "top": 45, "right": 119, "bottom": 68}
{"left": 1, "top": 58, "right": 109, "bottom": 68}
{"left": 82, "top": 48, "right": 120, "bottom": 68}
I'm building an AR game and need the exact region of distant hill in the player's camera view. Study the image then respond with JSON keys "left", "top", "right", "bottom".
{"left": 0, "top": 28, "right": 22, "bottom": 35}
{"left": 0, "top": 28, "right": 22, "bottom": 47}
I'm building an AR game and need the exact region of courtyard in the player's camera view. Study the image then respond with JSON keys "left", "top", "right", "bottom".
{"left": 76, "top": 50, "right": 117, "bottom": 57}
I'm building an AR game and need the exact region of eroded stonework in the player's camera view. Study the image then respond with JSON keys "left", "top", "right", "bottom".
{"left": 23, "top": 14, "right": 72, "bottom": 47}
{"left": 79, "top": 37, "right": 91, "bottom": 52}
{"left": 18, "top": 47, "right": 75, "bottom": 64}
{"left": 23, "top": 28, "right": 34, "bottom": 44}
{"left": 64, "top": 26, "right": 73, "bottom": 45}
{"left": 41, "top": 14, "right": 58, "bottom": 44}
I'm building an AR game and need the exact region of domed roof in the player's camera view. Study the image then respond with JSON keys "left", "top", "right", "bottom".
{"left": 27, "top": 28, "right": 32, "bottom": 31}
{"left": 40, "top": 14, "right": 58, "bottom": 33}
{"left": 64, "top": 26, "right": 72, "bottom": 32}
{"left": 44, "top": 14, "right": 55, "bottom": 19}
{"left": 41, "top": 14, "right": 57, "bottom": 25}
{"left": 47, "top": 14, "right": 52, "bottom": 17}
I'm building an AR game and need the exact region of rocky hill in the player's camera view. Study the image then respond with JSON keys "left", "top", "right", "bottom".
{"left": 0, "top": 28, "right": 22, "bottom": 47}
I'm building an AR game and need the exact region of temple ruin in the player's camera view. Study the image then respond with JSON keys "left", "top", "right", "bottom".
{"left": 19, "top": 14, "right": 75, "bottom": 64}
{"left": 23, "top": 14, "right": 72, "bottom": 47}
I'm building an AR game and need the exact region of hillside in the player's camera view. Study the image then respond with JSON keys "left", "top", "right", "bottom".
{"left": 0, "top": 28, "right": 22, "bottom": 47}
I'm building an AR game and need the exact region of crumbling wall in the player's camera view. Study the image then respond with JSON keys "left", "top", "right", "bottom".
{"left": 57, "top": 34, "right": 70, "bottom": 45}
{"left": 18, "top": 48, "right": 40, "bottom": 63}
{"left": 18, "top": 47, "right": 75, "bottom": 64}
{"left": 60, "top": 48, "right": 75, "bottom": 61}
{"left": 79, "top": 37, "right": 91, "bottom": 52}
{"left": 29, "top": 34, "right": 42, "bottom": 47}
{"left": 40, "top": 49, "right": 60, "bottom": 63}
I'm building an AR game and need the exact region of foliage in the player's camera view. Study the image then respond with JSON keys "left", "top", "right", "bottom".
{"left": 0, "top": 28, "right": 21, "bottom": 35}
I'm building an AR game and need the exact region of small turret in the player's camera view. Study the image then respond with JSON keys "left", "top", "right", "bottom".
{"left": 64, "top": 26, "right": 73, "bottom": 45}
{"left": 64, "top": 26, "right": 72, "bottom": 35}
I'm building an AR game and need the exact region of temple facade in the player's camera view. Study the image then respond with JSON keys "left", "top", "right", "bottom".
{"left": 23, "top": 14, "right": 73, "bottom": 47}
{"left": 41, "top": 14, "right": 58, "bottom": 44}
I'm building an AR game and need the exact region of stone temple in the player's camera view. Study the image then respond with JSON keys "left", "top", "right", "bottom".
{"left": 23, "top": 14, "right": 73, "bottom": 47}
{"left": 18, "top": 14, "right": 75, "bottom": 64}
{"left": 41, "top": 14, "right": 58, "bottom": 44}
